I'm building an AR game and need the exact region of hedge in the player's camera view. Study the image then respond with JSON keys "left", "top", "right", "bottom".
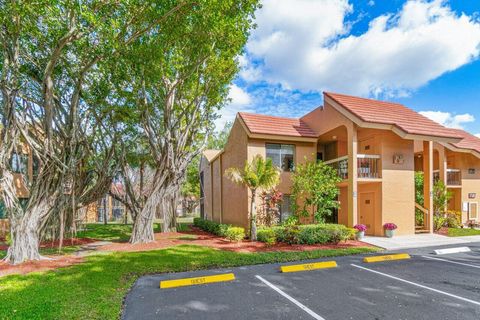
{"left": 194, "top": 217, "right": 227, "bottom": 236}
{"left": 258, "top": 224, "right": 355, "bottom": 245}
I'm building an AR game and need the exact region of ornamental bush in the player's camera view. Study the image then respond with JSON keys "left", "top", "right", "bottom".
{"left": 257, "top": 224, "right": 354, "bottom": 245}
{"left": 257, "top": 228, "right": 276, "bottom": 245}
{"left": 225, "top": 227, "right": 245, "bottom": 242}
{"left": 193, "top": 217, "right": 232, "bottom": 237}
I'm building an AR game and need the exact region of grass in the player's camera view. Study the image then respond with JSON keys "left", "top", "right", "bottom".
{"left": 76, "top": 221, "right": 192, "bottom": 242}
{"left": 447, "top": 227, "right": 480, "bottom": 237}
{"left": 0, "top": 244, "right": 378, "bottom": 319}
{"left": 0, "top": 246, "right": 80, "bottom": 260}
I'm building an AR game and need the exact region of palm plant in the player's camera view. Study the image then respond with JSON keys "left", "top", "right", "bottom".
{"left": 225, "top": 155, "right": 281, "bottom": 240}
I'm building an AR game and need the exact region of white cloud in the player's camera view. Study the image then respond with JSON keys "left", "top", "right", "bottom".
{"left": 215, "top": 84, "right": 253, "bottom": 129}
{"left": 244, "top": 0, "right": 480, "bottom": 97}
{"left": 475, "top": 133, "right": 480, "bottom": 138}
{"left": 419, "top": 110, "right": 475, "bottom": 129}
{"left": 368, "top": 0, "right": 375, "bottom": 6}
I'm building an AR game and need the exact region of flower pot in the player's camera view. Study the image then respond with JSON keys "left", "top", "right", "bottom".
{"left": 385, "top": 229, "right": 394, "bottom": 238}
{"left": 356, "top": 231, "right": 365, "bottom": 240}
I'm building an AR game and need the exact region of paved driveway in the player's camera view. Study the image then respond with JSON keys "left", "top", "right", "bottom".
{"left": 123, "top": 242, "right": 480, "bottom": 320}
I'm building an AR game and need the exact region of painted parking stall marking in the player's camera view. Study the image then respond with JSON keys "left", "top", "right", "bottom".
{"left": 351, "top": 264, "right": 480, "bottom": 307}
{"left": 280, "top": 261, "right": 337, "bottom": 273}
{"left": 255, "top": 275, "right": 326, "bottom": 320}
{"left": 422, "top": 255, "right": 480, "bottom": 269}
{"left": 363, "top": 253, "right": 410, "bottom": 263}
{"left": 159, "top": 273, "right": 235, "bottom": 289}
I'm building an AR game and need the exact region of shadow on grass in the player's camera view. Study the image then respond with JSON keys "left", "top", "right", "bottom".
{"left": 0, "top": 244, "right": 377, "bottom": 320}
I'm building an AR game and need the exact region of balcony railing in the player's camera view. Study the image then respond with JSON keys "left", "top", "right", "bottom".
{"left": 324, "top": 154, "right": 381, "bottom": 180}
{"left": 433, "top": 169, "right": 461, "bottom": 186}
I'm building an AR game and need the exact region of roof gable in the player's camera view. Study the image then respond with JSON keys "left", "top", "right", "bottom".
{"left": 446, "top": 129, "right": 480, "bottom": 154}
{"left": 324, "top": 92, "right": 463, "bottom": 140}
{"left": 238, "top": 112, "right": 317, "bottom": 138}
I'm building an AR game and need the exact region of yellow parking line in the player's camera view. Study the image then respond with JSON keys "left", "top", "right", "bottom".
{"left": 363, "top": 253, "right": 411, "bottom": 263}
{"left": 160, "top": 273, "right": 235, "bottom": 289}
{"left": 280, "top": 261, "right": 337, "bottom": 273}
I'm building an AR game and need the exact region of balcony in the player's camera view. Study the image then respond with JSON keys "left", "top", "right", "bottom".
{"left": 324, "top": 154, "right": 381, "bottom": 180}
{"left": 433, "top": 169, "right": 461, "bottom": 186}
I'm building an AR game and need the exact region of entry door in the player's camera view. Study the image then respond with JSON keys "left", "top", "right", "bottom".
{"left": 469, "top": 202, "right": 478, "bottom": 220}
{"left": 359, "top": 193, "right": 375, "bottom": 235}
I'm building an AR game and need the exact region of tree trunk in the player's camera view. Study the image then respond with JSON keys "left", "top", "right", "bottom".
{"left": 4, "top": 202, "right": 49, "bottom": 265}
{"left": 103, "top": 197, "right": 108, "bottom": 225}
{"left": 129, "top": 187, "right": 160, "bottom": 243}
{"left": 161, "top": 193, "right": 177, "bottom": 232}
{"left": 250, "top": 189, "right": 257, "bottom": 241}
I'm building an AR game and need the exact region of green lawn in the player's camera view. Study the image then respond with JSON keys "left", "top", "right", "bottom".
{"left": 0, "top": 244, "right": 378, "bottom": 320}
{"left": 447, "top": 227, "right": 480, "bottom": 237}
{"left": 76, "top": 220, "right": 192, "bottom": 242}
{"left": 0, "top": 246, "right": 80, "bottom": 260}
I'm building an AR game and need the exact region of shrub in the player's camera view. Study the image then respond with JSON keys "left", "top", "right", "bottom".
{"left": 445, "top": 211, "right": 461, "bottom": 228}
{"left": 433, "top": 215, "right": 447, "bottom": 231}
{"left": 225, "top": 227, "right": 245, "bottom": 242}
{"left": 297, "top": 225, "right": 331, "bottom": 245}
{"left": 257, "top": 228, "right": 276, "bottom": 245}
{"left": 193, "top": 217, "right": 232, "bottom": 237}
{"left": 257, "top": 223, "right": 354, "bottom": 245}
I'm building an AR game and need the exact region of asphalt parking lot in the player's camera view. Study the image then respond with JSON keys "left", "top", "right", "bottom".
{"left": 122, "top": 242, "right": 480, "bottom": 320}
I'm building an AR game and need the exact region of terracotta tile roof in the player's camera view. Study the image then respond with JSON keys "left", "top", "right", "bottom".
{"left": 202, "top": 150, "right": 222, "bottom": 162}
{"left": 446, "top": 129, "right": 480, "bottom": 154}
{"left": 239, "top": 112, "right": 317, "bottom": 138}
{"left": 324, "top": 92, "right": 464, "bottom": 140}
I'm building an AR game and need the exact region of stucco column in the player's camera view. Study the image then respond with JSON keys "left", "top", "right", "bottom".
{"left": 437, "top": 144, "right": 447, "bottom": 184}
{"left": 423, "top": 141, "right": 434, "bottom": 233}
{"left": 347, "top": 125, "right": 358, "bottom": 227}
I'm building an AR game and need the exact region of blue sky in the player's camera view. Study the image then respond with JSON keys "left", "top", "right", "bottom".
{"left": 218, "top": 0, "right": 480, "bottom": 137}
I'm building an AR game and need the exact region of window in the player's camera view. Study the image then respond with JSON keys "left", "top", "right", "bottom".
{"left": 279, "top": 195, "right": 292, "bottom": 222}
{"left": 11, "top": 153, "right": 28, "bottom": 174}
{"left": 266, "top": 143, "right": 295, "bottom": 172}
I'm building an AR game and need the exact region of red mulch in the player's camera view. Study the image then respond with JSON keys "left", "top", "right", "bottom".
{"left": 0, "top": 256, "right": 84, "bottom": 277}
{"left": 98, "top": 227, "right": 373, "bottom": 253}
{"left": 0, "top": 237, "right": 97, "bottom": 251}
{"left": 0, "top": 238, "right": 96, "bottom": 277}
{"left": 436, "top": 227, "right": 449, "bottom": 236}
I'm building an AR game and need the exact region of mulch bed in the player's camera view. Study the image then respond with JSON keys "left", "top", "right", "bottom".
{"left": 0, "top": 237, "right": 97, "bottom": 251}
{"left": 0, "top": 256, "right": 84, "bottom": 277}
{"left": 436, "top": 227, "right": 449, "bottom": 236}
{"left": 98, "top": 227, "right": 373, "bottom": 253}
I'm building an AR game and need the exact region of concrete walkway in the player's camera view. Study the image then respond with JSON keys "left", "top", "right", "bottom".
{"left": 361, "top": 233, "right": 480, "bottom": 250}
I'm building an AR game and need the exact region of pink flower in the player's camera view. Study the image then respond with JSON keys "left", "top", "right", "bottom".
{"left": 383, "top": 223, "right": 397, "bottom": 230}
{"left": 354, "top": 224, "right": 367, "bottom": 232}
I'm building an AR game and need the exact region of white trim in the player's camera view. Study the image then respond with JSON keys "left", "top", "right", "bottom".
{"left": 357, "top": 154, "right": 381, "bottom": 159}
{"left": 351, "top": 264, "right": 480, "bottom": 306}
{"left": 255, "top": 275, "right": 325, "bottom": 320}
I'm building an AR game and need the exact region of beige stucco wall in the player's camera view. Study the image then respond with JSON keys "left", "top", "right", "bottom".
{"left": 381, "top": 132, "right": 415, "bottom": 235}
{"left": 458, "top": 153, "right": 480, "bottom": 222}
{"left": 220, "top": 119, "right": 249, "bottom": 228}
